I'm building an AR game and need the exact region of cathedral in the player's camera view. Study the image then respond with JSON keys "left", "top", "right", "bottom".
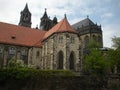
{"left": 0, "top": 4, "right": 103, "bottom": 71}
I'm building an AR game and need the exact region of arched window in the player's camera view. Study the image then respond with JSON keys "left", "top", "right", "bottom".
{"left": 92, "top": 35, "right": 97, "bottom": 42}
{"left": 21, "top": 48, "right": 27, "bottom": 56}
{"left": 98, "top": 35, "right": 102, "bottom": 42}
{"left": 36, "top": 51, "right": 40, "bottom": 58}
{"left": 9, "top": 47, "right": 16, "bottom": 55}
{"left": 0, "top": 45, "right": 4, "bottom": 61}
{"left": 8, "top": 47, "right": 16, "bottom": 60}
{"left": 0, "top": 46, "right": 3, "bottom": 54}
{"left": 59, "top": 36, "right": 63, "bottom": 43}
{"left": 69, "top": 51, "right": 75, "bottom": 70}
{"left": 84, "top": 35, "right": 89, "bottom": 48}
{"left": 58, "top": 51, "right": 64, "bottom": 69}
{"left": 98, "top": 35, "right": 102, "bottom": 46}
{"left": 71, "top": 36, "right": 75, "bottom": 43}
{"left": 21, "top": 48, "right": 28, "bottom": 61}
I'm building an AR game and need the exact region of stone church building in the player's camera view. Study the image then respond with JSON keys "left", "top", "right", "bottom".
{"left": 0, "top": 4, "right": 103, "bottom": 71}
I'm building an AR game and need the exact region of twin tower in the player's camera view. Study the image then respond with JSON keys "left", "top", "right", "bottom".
{"left": 18, "top": 4, "right": 58, "bottom": 31}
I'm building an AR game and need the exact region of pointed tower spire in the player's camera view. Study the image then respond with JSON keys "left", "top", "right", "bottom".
{"left": 19, "top": 3, "right": 32, "bottom": 28}
{"left": 52, "top": 15, "right": 58, "bottom": 26}
{"left": 23, "top": 3, "right": 29, "bottom": 12}
{"left": 41, "top": 8, "right": 48, "bottom": 19}
{"left": 64, "top": 13, "right": 67, "bottom": 19}
{"left": 40, "top": 8, "right": 52, "bottom": 31}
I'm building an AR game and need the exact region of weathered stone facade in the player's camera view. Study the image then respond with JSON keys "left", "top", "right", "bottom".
{"left": 41, "top": 32, "right": 80, "bottom": 71}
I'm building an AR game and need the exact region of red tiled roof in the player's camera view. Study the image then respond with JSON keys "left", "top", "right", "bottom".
{"left": 0, "top": 22, "right": 46, "bottom": 47}
{"left": 43, "top": 17, "right": 77, "bottom": 40}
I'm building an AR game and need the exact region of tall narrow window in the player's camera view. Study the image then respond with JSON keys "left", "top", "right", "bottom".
{"left": 59, "top": 36, "right": 63, "bottom": 43}
{"left": 0, "top": 46, "right": 3, "bottom": 54}
{"left": 71, "top": 36, "right": 75, "bottom": 43}
{"left": 98, "top": 36, "right": 102, "bottom": 42}
{"left": 98, "top": 35, "right": 102, "bottom": 47}
{"left": 92, "top": 35, "right": 97, "bottom": 42}
{"left": 36, "top": 51, "right": 40, "bottom": 58}
{"left": 45, "top": 42, "right": 47, "bottom": 55}
{"left": 21, "top": 48, "right": 28, "bottom": 61}
{"left": 84, "top": 36, "right": 89, "bottom": 48}
{"left": 8, "top": 47, "right": 16, "bottom": 60}
{"left": 0, "top": 46, "right": 3, "bottom": 59}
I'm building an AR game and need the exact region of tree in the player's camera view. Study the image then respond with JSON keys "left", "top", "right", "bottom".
{"left": 84, "top": 48, "right": 109, "bottom": 76}
{"left": 108, "top": 49, "right": 120, "bottom": 73}
{"left": 112, "top": 36, "right": 120, "bottom": 49}
{"left": 83, "top": 39, "right": 110, "bottom": 88}
{"left": 84, "top": 38, "right": 109, "bottom": 76}
{"left": 108, "top": 36, "right": 120, "bottom": 73}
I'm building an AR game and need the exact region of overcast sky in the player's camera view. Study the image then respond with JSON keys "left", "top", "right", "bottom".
{"left": 0, "top": 0, "right": 120, "bottom": 48}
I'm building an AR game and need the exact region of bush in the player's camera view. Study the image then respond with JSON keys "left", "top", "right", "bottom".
{"left": 8, "top": 59, "right": 25, "bottom": 68}
{"left": 0, "top": 68, "right": 75, "bottom": 81}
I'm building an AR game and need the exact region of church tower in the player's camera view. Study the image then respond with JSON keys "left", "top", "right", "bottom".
{"left": 39, "top": 8, "right": 52, "bottom": 31}
{"left": 19, "top": 3, "right": 32, "bottom": 28}
{"left": 52, "top": 16, "right": 58, "bottom": 26}
{"left": 72, "top": 16, "right": 103, "bottom": 54}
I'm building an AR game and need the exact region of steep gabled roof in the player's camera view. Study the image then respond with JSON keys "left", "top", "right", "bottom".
{"left": 72, "top": 17, "right": 95, "bottom": 30}
{"left": 0, "top": 22, "right": 46, "bottom": 47}
{"left": 43, "top": 16, "right": 77, "bottom": 40}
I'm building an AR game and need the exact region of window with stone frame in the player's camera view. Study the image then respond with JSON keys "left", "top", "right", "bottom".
{"left": 59, "top": 36, "right": 63, "bottom": 43}
{"left": 0, "top": 46, "right": 3, "bottom": 54}
{"left": 9, "top": 47, "right": 16, "bottom": 55}
{"left": 51, "top": 37, "right": 53, "bottom": 48}
{"left": 36, "top": 51, "right": 40, "bottom": 58}
{"left": 98, "top": 36, "right": 102, "bottom": 43}
{"left": 21, "top": 48, "right": 28, "bottom": 61}
{"left": 8, "top": 47, "right": 16, "bottom": 60}
{"left": 21, "top": 48, "right": 27, "bottom": 56}
{"left": 92, "top": 35, "right": 97, "bottom": 42}
{"left": 71, "top": 36, "right": 75, "bottom": 43}
{"left": 45, "top": 41, "right": 47, "bottom": 55}
{"left": 84, "top": 35, "right": 89, "bottom": 48}
{"left": 0, "top": 46, "right": 4, "bottom": 59}
{"left": 98, "top": 35, "right": 102, "bottom": 45}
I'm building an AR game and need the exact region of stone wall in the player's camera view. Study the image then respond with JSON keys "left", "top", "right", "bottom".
{"left": 42, "top": 32, "right": 80, "bottom": 71}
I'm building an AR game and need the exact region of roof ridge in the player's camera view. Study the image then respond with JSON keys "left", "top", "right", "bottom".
{"left": 0, "top": 22, "right": 47, "bottom": 32}
{"left": 57, "top": 18, "right": 66, "bottom": 31}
